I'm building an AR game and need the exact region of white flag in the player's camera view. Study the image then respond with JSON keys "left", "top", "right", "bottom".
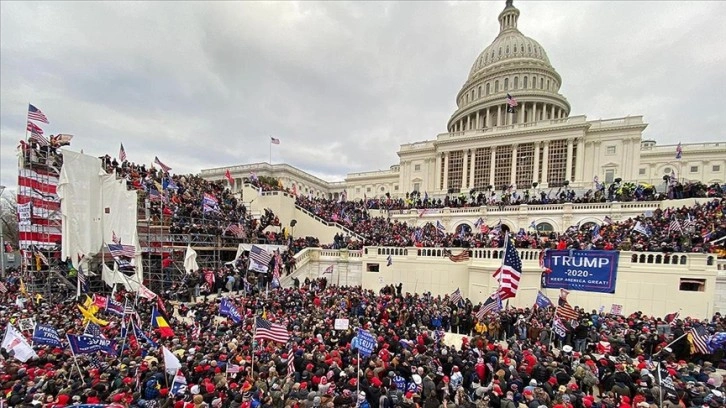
{"left": 162, "top": 346, "right": 182, "bottom": 375}
{"left": 184, "top": 245, "right": 199, "bottom": 274}
{"left": 137, "top": 283, "right": 157, "bottom": 300}
{"left": 2, "top": 324, "right": 38, "bottom": 362}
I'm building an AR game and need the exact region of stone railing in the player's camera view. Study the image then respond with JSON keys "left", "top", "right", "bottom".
{"left": 293, "top": 204, "right": 366, "bottom": 242}
{"left": 390, "top": 198, "right": 718, "bottom": 232}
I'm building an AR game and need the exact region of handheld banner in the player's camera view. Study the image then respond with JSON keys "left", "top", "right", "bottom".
{"left": 541, "top": 250, "right": 619, "bottom": 293}
{"left": 357, "top": 328, "right": 377, "bottom": 357}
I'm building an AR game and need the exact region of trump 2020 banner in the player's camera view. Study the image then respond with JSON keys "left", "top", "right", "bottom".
{"left": 541, "top": 250, "right": 619, "bottom": 293}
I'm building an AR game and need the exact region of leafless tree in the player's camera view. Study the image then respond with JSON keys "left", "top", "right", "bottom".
{"left": 1, "top": 191, "right": 19, "bottom": 248}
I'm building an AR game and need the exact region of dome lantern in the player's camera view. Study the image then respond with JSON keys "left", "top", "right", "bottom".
{"left": 498, "top": 0, "right": 520, "bottom": 33}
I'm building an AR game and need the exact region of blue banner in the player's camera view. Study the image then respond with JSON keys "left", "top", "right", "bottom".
{"left": 357, "top": 328, "right": 377, "bottom": 357}
{"left": 219, "top": 298, "right": 242, "bottom": 324}
{"left": 67, "top": 334, "right": 117, "bottom": 355}
{"left": 132, "top": 322, "right": 158, "bottom": 349}
{"left": 32, "top": 324, "right": 63, "bottom": 347}
{"left": 105, "top": 298, "right": 125, "bottom": 317}
{"left": 541, "top": 250, "right": 619, "bottom": 293}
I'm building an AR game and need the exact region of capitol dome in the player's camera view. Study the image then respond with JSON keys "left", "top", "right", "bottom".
{"left": 447, "top": 0, "right": 570, "bottom": 133}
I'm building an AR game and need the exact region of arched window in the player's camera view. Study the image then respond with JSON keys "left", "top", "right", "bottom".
{"left": 536, "top": 222, "right": 554, "bottom": 233}
{"left": 547, "top": 79, "right": 550, "bottom": 90}
{"left": 499, "top": 48, "right": 502, "bottom": 56}
{"left": 504, "top": 78, "right": 509, "bottom": 90}
{"left": 506, "top": 46, "right": 509, "bottom": 54}
{"left": 540, "top": 78, "right": 544, "bottom": 89}
{"left": 478, "top": 86, "right": 481, "bottom": 98}
{"left": 523, "top": 76, "right": 528, "bottom": 88}
{"left": 495, "top": 80, "right": 499, "bottom": 92}
{"left": 455, "top": 224, "right": 472, "bottom": 235}
{"left": 486, "top": 83, "right": 490, "bottom": 95}
{"left": 514, "top": 76, "right": 519, "bottom": 89}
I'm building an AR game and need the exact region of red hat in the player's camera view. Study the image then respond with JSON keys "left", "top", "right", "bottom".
{"left": 492, "top": 385, "right": 503, "bottom": 396}
{"left": 371, "top": 377, "right": 382, "bottom": 387}
{"left": 569, "top": 383, "right": 578, "bottom": 390}
{"left": 523, "top": 390, "right": 533, "bottom": 396}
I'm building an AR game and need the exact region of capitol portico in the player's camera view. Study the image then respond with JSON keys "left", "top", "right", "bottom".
{"left": 201, "top": 0, "right": 725, "bottom": 200}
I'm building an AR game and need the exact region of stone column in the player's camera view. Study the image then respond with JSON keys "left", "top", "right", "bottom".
{"left": 551, "top": 105, "right": 556, "bottom": 119}
{"left": 533, "top": 103, "right": 538, "bottom": 122}
{"left": 622, "top": 138, "right": 630, "bottom": 178}
{"left": 485, "top": 107, "right": 490, "bottom": 128}
{"left": 461, "top": 150, "right": 469, "bottom": 190}
{"left": 489, "top": 146, "right": 497, "bottom": 187}
{"left": 565, "top": 138, "right": 574, "bottom": 182}
{"left": 469, "top": 148, "right": 477, "bottom": 188}
{"left": 443, "top": 152, "right": 450, "bottom": 191}
{"left": 533, "top": 142, "right": 540, "bottom": 183}
{"left": 497, "top": 105, "right": 502, "bottom": 126}
{"left": 593, "top": 141, "right": 601, "bottom": 179}
{"left": 519, "top": 102, "right": 525, "bottom": 123}
{"left": 541, "top": 141, "right": 550, "bottom": 186}
{"left": 435, "top": 153, "right": 442, "bottom": 191}
{"left": 467, "top": 115, "right": 471, "bottom": 130}
{"left": 575, "top": 138, "right": 585, "bottom": 182}
{"left": 510, "top": 143, "right": 518, "bottom": 186}
{"left": 475, "top": 110, "right": 480, "bottom": 129}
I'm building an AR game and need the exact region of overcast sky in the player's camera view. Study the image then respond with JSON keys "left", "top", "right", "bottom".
{"left": 1, "top": 1, "right": 724, "bottom": 191}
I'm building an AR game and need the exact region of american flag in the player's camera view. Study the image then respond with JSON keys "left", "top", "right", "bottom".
{"left": 78, "top": 264, "right": 88, "bottom": 294}
{"left": 436, "top": 220, "right": 446, "bottom": 232}
{"left": 492, "top": 236, "right": 522, "bottom": 300}
{"left": 270, "top": 136, "right": 280, "bottom": 145}
{"left": 107, "top": 243, "right": 135, "bottom": 258}
{"left": 0, "top": 281, "right": 8, "bottom": 293}
{"left": 250, "top": 245, "right": 272, "bottom": 267}
{"left": 28, "top": 104, "right": 49, "bottom": 123}
{"left": 556, "top": 289, "right": 579, "bottom": 320}
{"left": 112, "top": 231, "right": 121, "bottom": 245}
{"left": 689, "top": 327, "right": 712, "bottom": 354}
{"left": 26, "top": 121, "right": 44, "bottom": 135}
{"left": 603, "top": 215, "right": 613, "bottom": 225}
{"left": 254, "top": 317, "right": 289, "bottom": 343}
{"left": 448, "top": 250, "right": 470, "bottom": 263}
{"left": 506, "top": 93, "right": 518, "bottom": 113}
{"left": 675, "top": 142, "right": 683, "bottom": 159}
{"left": 226, "top": 363, "right": 241, "bottom": 374}
{"left": 477, "top": 292, "right": 502, "bottom": 319}
{"left": 322, "top": 264, "right": 333, "bottom": 274}
{"left": 154, "top": 156, "right": 172, "bottom": 173}
{"left": 449, "top": 288, "right": 463, "bottom": 305}
{"left": 668, "top": 218, "right": 682, "bottom": 234}
{"left": 386, "top": 255, "right": 392, "bottom": 266}
{"left": 148, "top": 188, "right": 163, "bottom": 202}
{"left": 287, "top": 348, "right": 295, "bottom": 377}
{"left": 119, "top": 143, "right": 127, "bottom": 162}
{"left": 84, "top": 322, "right": 106, "bottom": 339}
{"left": 682, "top": 214, "right": 696, "bottom": 229}
{"left": 35, "top": 251, "right": 49, "bottom": 265}
{"left": 225, "top": 223, "right": 244, "bottom": 238}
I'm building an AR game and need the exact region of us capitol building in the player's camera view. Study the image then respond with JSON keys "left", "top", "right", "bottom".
{"left": 202, "top": 0, "right": 725, "bottom": 200}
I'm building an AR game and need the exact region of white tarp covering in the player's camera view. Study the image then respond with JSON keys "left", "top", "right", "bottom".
{"left": 58, "top": 150, "right": 104, "bottom": 263}
{"left": 234, "top": 244, "right": 288, "bottom": 260}
{"left": 184, "top": 245, "right": 199, "bottom": 273}
{"left": 102, "top": 263, "right": 142, "bottom": 292}
{"left": 59, "top": 150, "right": 141, "bottom": 278}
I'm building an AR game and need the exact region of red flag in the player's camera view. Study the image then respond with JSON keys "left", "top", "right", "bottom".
{"left": 225, "top": 169, "right": 234, "bottom": 186}
{"left": 156, "top": 296, "right": 168, "bottom": 316}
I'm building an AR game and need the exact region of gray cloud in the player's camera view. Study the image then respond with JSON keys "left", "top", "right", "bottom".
{"left": 2, "top": 1, "right": 724, "bottom": 191}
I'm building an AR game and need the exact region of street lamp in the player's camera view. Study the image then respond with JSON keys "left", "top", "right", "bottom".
{"left": 0, "top": 185, "right": 6, "bottom": 279}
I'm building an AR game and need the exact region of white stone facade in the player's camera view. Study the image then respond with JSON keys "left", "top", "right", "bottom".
{"left": 200, "top": 1, "right": 725, "bottom": 200}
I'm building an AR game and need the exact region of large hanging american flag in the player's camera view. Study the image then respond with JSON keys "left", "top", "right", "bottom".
{"left": 28, "top": 104, "right": 49, "bottom": 124}
{"left": 254, "top": 317, "right": 289, "bottom": 343}
{"left": 492, "top": 236, "right": 522, "bottom": 300}
{"left": 107, "top": 243, "right": 136, "bottom": 258}
{"left": 17, "top": 168, "right": 61, "bottom": 249}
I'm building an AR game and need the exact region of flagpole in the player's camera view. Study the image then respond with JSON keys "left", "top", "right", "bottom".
{"left": 118, "top": 300, "right": 129, "bottom": 357}
{"left": 65, "top": 334, "right": 86, "bottom": 386}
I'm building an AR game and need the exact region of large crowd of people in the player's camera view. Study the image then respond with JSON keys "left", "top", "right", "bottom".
{"left": 1, "top": 274, "right": 725, "bottom": 408}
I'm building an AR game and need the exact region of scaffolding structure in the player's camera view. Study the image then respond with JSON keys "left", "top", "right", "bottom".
{"left": 17, "top": 144, "right": 71, "bottom": 296}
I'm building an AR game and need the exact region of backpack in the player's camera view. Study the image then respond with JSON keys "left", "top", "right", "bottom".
{"left": 388, "top": 390, "right": 403, "bottom": 407}
{"left": 380, "top": 395, "right": 392, "bottom": 408}
{"left": 582, "top": 369, "right": 598, "bottom": 387}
